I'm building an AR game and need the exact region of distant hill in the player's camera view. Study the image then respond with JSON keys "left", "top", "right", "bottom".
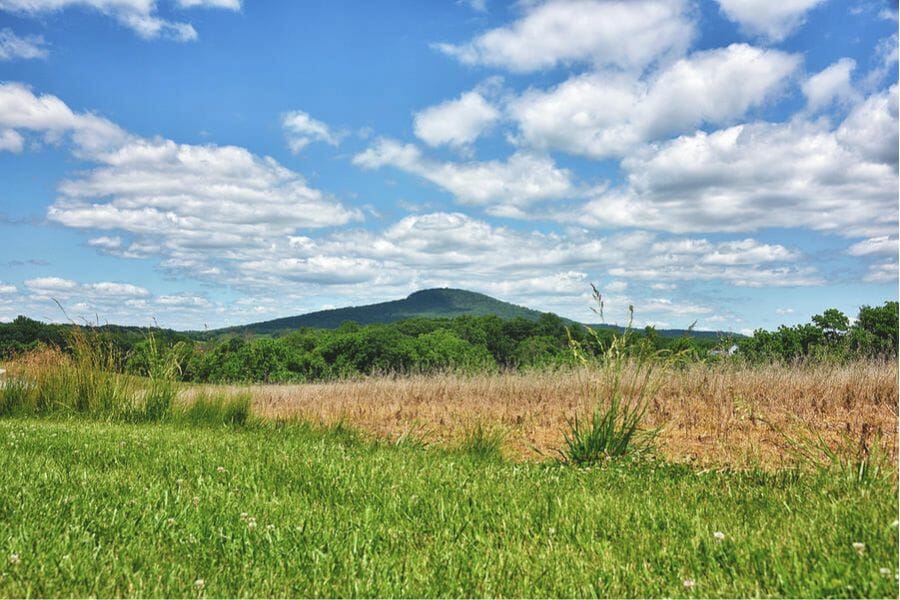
{"left": 208, "top": 288, "right": 543, "bottom": 336}
{"left": 204, "top": 288, "right": 738, "bottom": 340}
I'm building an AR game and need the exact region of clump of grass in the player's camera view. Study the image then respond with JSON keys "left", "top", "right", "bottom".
{"left": 179, "top": 391, "right": 253, "bottom": 427}
{"left": 559, "top": 294, "right": 675, "bottom": 465}
{"left": 458, "top": 422, "right": 506, "bottom": 461}
{"left": 773, "top": 419, "right": 891, "bottom": 487}
{"left": 136, "top": 333, "right": 181, "bottom": 422}
{"left": 560, "top": 393, "right": 657, "bottom": 464}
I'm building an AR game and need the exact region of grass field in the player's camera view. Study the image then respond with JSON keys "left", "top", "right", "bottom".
{"left": 0, "top": 417, "right": 897, "bottom": 598}
{"left": 216, "top": 361, "right": 898, "bottom": 467}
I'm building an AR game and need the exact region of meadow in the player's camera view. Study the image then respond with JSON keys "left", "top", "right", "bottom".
{"left": 0, "top": 418, "right": 897, "bottom": 598}
{"left": 0, "top": 335, "right": 898, "bottom": 597}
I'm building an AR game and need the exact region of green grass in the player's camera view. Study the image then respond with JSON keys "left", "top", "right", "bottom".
{"left": 0, "top": 418, "right": 896, "bottom": 598}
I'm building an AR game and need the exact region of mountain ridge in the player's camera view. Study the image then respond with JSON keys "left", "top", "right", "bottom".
{"left": 203, "top": 288, "right": 736, "bottom": 340}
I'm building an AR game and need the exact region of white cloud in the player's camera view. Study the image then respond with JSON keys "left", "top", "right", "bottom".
{"left": 803, "top": 58, "right": 861, "bottom": 112}
{"left": 510, "top": 44, "right": 799, "bottom": 158}
{"left": 837, "top": 83, "right": 899, "bottom": 165}
{"left": 176, "top": 0, "right": 240, "bottom": 8}
{"left": 155, "top": 293, "right": 210, "bottom": 307}
{"left": 435, "top": 0, "right": 694, "bottom": 73}
{"left": 87, "top": 282, "right": 150, "bottom": 297}
{"left": 0, "top": 0, "right": 238, "bottom": 41}
{"left": 24, "top": 276, "right": 78, "bottom": 299}
{"left": 353, "top": 139, "right": 575, "bottom": 208}
{"left": 50, "top": 138, "right": 362, "bottom": 241}
{"left": 847, "top": 236, "right": 899, "bottom": 256}
{"left": 863, "top": 261, "right": 898, "bottom": 283}
{"left": 715, "top": 0, "right": 826, "bottom": 42}
{"left": 281, "top": 111, "right": 343, "bottom": 154}
{"left": 576, "top": 86, "right": 898, "bottom": 238}
{"left": 413, "top": 87, "right": 500, "bottom": 149}
{"left": 0, "top": 82, "right": 130, "bottom": 155}
{"left": 775, "top": 307, "right": 794, "bottom": 315}
{"left": 87, "top": 235, "right": 123, "bottom": 250}
{"left": 0, "top": 28, "right": 47, "bottom": 60}
{"left": 0, "top": 83, "right": 362, "bottom": 290}
{"left": 0, "top": 128, "right": 24, "bottom": 152}
{"left": 0, "top": 282, "right": 16, "bottom": 294}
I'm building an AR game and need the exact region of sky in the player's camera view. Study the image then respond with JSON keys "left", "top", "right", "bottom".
{"left": 0, "top": 0, "right": 896, "bottom": 333}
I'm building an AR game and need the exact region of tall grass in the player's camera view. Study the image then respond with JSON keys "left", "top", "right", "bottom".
{"left": 0, "top": 327, "right": 255, "bottom": 427}
{"left": 559, "top": 300, "right": 681, "bottom": 465}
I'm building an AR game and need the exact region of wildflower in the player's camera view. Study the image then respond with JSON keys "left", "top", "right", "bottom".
{"left": 216, "top": 466, "right": 225, "bottom": 474}
{"left": 266, "top": 524, "right": 275, "bottom": 531}
{"left": 683, "top": 578, "right": 695, "bottom": 589}
{"left": 548, "top": 527, "right": 556, "bottom": 536}
{"left": 247, "top": 518, "right": 257, "bottom": 530}
{"left": 852, "top": 542, "right": 865, "bottom": 555}
{"left": 713, "top": 531, "right": 725, "bottom": 542}
{"left": 879, "top": 567, "right": 891, "bottom": 576}
{"left": 239, "top": 512, "right": 249, "bottom": 521}
{"left": 8, "top": 553, "right": 19, "bottom": 566}
{"left": 194, "top": 579, "right": 205, "bottom": 590}
{"left": 176, "top": 478, "right": 185, "bottom": 486}
{"left": 893, "top": 520, "right": 899, "bottom": 528}
{"left": 192, "top": 496, "right": 200, "bottom": 506}
{"left": 167, "top": 518, "right": 176, "bottom": 525}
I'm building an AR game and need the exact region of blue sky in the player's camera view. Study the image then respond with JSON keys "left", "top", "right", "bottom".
{"left": 0, "top": 0, "right": 896, "bottom": 332}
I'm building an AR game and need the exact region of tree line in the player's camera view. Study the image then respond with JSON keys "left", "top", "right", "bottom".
{"left": 0, "top": 301, "right": 895, "bottom": 383}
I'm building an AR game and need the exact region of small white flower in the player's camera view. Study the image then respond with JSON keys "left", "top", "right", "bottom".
{"left": 266, "top": 524, "right": 275, "bottom": 531}
{"left": 879, "top": 567, "right": 891, "bottom": 576}
{"left": 192, "top": 496, "right": 200, "bottom": 506}
{"left": 194, "top": 578, "right": 205, "bottom": 590}
{"left": 247, "top": 518, "right": 257, "bottom": 530}
{"left": 216, "top": 466, "right": 225, "bottom": 474}
{"left": 176, "top": 478, "right": 185, "bottom": 486}
{"left": 166, "top": 518, "right": 176, "bottom": 525}
{"left": 683, "top": 578, "right": 695, "bottom": 589}
{"left": 239, "top": 512, "right": 249, "bottom": 521}
{"left": 713, "top": 531, "right": 725, "bottom": 542}
{"left": 8, "top": 553, "right": 19, "bottom": 566}
{"left": 852, "top": 542, "right": 865, "bottom": 555}
{"left": 548, "top": 527, "right": 556, "bottom": 536}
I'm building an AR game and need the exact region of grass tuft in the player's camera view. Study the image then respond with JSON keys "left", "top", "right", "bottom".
{"left": 458, "top": 421, "right": 506, "bottom": 461}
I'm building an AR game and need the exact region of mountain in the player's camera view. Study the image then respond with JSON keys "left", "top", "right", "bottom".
{"left": 204, "top": 288, "right": 737, "bottom": 339}
{"left": 208, "top": 288, "right": 544, "bottom": 336}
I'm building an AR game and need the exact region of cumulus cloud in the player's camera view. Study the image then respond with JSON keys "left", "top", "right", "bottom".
{"left": 803, "top": 58, "right": 861, "bottom": 112}
{"left": 0, "top": 0, "right": 239, "bottom": 41}
{"left": 413, "top": 87, "right": 501, "bottom": 149}
{"left": 576, "top": 85, "right": 898, "bottom": 238}
{"left": 0, "top": 82, "right": 130, "bottom": 155}
{"left": 435, "top": 0, "right": 694, "bottom": 73}
{"left": 863, "top": 261, "right": 898, "bottom": 283}
{"left": 847, "top": 236, "right": 899, "bottom": 256}
{"left": 281, "top": 111, "right": 343, "bottom": 154}
{"left": 353, "top": 139, "right": 575, "bottom": 208}
{"left": 0, "top": 28, "right": 47, "bottom": 60}
{"left": 510, "top": 43, "right": 799, "bottom": 158}
{"left": 715, "top": 0, "right": 826, "bottom": 42}
{"left": 0, "top": 83, "right": 362, "bottom": 282}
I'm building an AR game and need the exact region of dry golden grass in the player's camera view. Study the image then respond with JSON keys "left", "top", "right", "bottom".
{"left": 197, "top": 361, "right": 898, "bottom": 468}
